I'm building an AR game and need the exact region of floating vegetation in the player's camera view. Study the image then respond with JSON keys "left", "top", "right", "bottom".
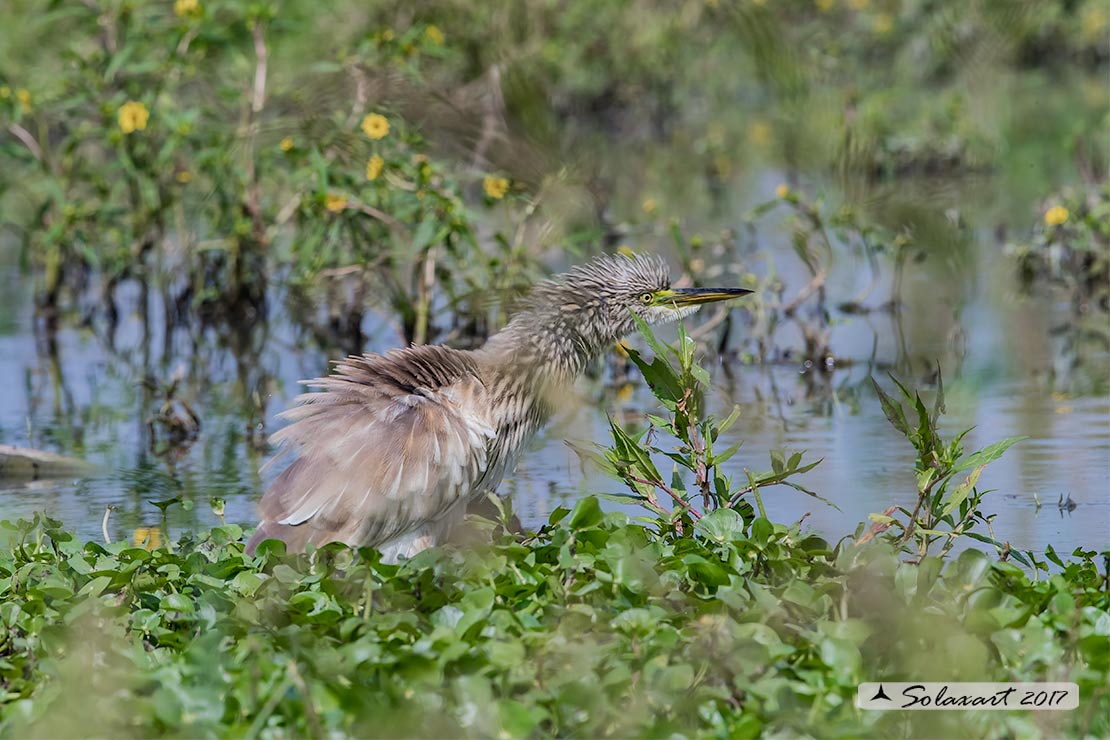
{"left": 1009, "top": 183, "right": 1110, "bottom": 314}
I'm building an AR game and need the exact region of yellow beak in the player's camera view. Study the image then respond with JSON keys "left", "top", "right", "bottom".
{"left": 661, "top": 287, "right": 753, "bottom": 307}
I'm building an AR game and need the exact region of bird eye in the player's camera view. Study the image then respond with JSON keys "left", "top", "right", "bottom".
{"left": 639, "top": 292, "right": 654, "bottom": 304}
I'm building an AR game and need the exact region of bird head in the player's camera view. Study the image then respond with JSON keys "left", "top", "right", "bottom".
{"left": 524, "top": 253, "right": 752, "bottom": 355}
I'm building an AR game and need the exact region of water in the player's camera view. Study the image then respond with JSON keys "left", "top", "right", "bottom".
{"left": 0, "top": 210, "right": 1106, "bottom": 556}
{"left": 0, "top": 65, "right": 1107, "bottom": 556}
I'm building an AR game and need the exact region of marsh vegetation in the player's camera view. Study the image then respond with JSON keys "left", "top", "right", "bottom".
{"left": 0, "top": 0, "right": 1107, "bottom": 736}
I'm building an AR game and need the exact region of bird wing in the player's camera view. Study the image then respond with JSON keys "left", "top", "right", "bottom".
{"left": 252, "top": 345, "right": 495, "bottom": 551}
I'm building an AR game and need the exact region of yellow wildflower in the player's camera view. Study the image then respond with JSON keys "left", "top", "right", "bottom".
{"left": 324, "top": 193, "right": 348, "bottom": 212}
{"left": 173, "top": 0, "right": 201, "bottom": 18}
{"left": 133, "top": 527, "right": 162, "bottom": 550}
{"left": 279, "top": 136, "right": 294, "bottom": 152}
{"left": 15, "top": 88, "right": 31, "bottom": 112}
{"left": 425, "top": 25, "right": 445, "bottom": 45}
{"left": 816, "top": 0, "right": 835, "bottom": 10}
{"left": 713, "top": 153, "right": 733, "bottom": 178}
{"left": 748, "top": 119, "right": 772, "bottom": 147}
{"left": 775, "top": 183, "right": 791, "bottom": 199}
{"left": 117, "top": 101, "right": 150, "bottom": 134}
{"left": 483, "top": 175, "right": 509, "bottom": 200}
{"left": 381, "top": 29, "right": 395, "bottom": 42}
{"left": 361, "top": 113, "right": 390, "bottom": 140}
{"left": 1080, "top": 4, "right": 1108, "bottom": 43}
{"left": 872, "top": 12, "right": 893, "bottom": 34}
{"left": 642, "top": 197, "right": 658, "bottom": 215}
{"left": 366, "top": 154, "right": 385, "bottom": 180}
{"left": 1044, "top": 205, "right": 1069, "bottom": 227}
{"left": 175, "top": 170, "right": 192, "bottom": 184}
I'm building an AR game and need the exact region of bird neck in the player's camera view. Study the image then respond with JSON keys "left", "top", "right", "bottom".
{"left": 478, "top": 306, "right": 609, "bottom": 383}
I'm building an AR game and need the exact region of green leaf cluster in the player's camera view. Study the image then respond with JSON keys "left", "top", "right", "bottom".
{"left": 0, "top": 508, "right": 1106, "bottom": 738}
{"left": 870, "top": 372, "right": 1028, "bottom": 564}
{"left": 589, "top": 317, "right": 824, "bottom": 538}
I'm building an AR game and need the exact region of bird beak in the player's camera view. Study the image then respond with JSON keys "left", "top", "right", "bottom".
{"left": 661, "top": 287, "right": 753, "bottom": 307}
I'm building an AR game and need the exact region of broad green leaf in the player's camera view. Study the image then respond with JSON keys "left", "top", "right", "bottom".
{"left": 953, "top": 436, "right": 1028, "bottom": 473}
{"left": 941, "top": 464, "right": 984, "bottom": 517}
{"left": 711, "top": 440, "right": 743, "bottom": 465}
{"left": 568, "top": 496, "right": 604, "bottom": 529}
{"left": 871, "top": 378, "right": 909, "bottom": 437}
{"left": 694, "top": 508, "right": 746, "bottom": 543}
{"left": 631, "top": 312, "right": 670, "bottom": 358}
{"left": 751, "top": 517, "right": 774, "bottom": 546}
{"left": 625, "top": 346, "right": 683, "bottom": 406}
{"left": 717, "top": 405, "right": 742, "bottom": 435}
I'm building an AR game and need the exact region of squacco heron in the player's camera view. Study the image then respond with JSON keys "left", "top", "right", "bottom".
{"left": 246, "top": 254, "right": 751, "bottom": 559}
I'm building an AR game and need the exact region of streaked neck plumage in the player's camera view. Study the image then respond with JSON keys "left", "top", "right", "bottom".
{"left": 476, "top": 298, "right": 620, "bottom": 383}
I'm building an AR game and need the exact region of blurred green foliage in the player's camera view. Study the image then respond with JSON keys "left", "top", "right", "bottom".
{"left": 1, "top": 297, "right": 1108, "bottom": 737}
{"left": 1009, "top": 182, "right": 1110, "bottom": 312}
{"left": 1, "top": 0, "right": 1105, "bottom": 352}
{"left": 0, "top": 504, "right": 1106, "bottom": 736}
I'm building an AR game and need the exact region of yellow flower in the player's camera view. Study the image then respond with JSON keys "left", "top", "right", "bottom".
{"left": 117, "top": 100, "right": 150, "bottom": 134}
{"left": 642, "top": 197, "right": 658, "bottom": 215}
{"left": 173, "top": 0, "right": 201, "bottom": 18}
{"left": 425, "top": 25, "right": 445, "bottom": 45}
{"left": 366, "top": 154, "right": 385, "bottom": 180}
{"left": 1080, "top": 4, "right": 1108, "bottom": 43}
{"left": 775, "top": 183, "right": 791, "bottom": 199}
{"left": 15, "top": 88, "right": 31, "bottom": 112}
{"left": 175, "top": 170, "right": 192, "bottom": 184}
{"left": 1044, "top": 205, "right": 1069, "bottom": 227}
{"left": 133, "top": 527, "right": 162, "bottom": 550}
{"left": 381, "top": 29, "right": 395, "bottom": 42}
{"left": 872, "top": 12, "right": 893, "bottom": 34}
{"left": 483, "top": 175, "right": 509, "bottom": 200}
{"left": 361, "top": 113, "right": 390, "bottom": 140}
{"left": 816, "top": 0, "right": 835, "bottom": 10}
{"left": 279, "top": 136, "right": 294, "bottom": 152}
{"left": 748, "top": 120, "right": 772, "bottom": 147}
{"left": 324, "top": 193, "right": 348, "bottom": 212}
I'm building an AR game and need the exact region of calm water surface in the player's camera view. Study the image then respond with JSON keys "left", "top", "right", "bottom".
{"left": 1, "top": 187, "right": 1106, "bottom": 556}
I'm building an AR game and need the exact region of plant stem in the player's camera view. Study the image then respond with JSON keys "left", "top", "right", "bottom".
{"left": 627, "top": 474, "right": 702, "bottom": 520}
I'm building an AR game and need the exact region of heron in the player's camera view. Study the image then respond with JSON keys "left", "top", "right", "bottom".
{"left": 245, "top": 253, "right": 751, "bottom": 559}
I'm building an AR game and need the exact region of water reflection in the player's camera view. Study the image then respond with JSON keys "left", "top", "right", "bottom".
{"left": 2, "top": 233, "right": 1106, "bottom": 557}
{"left": 0, "top": 170, "right": 1107, "bottom": 557}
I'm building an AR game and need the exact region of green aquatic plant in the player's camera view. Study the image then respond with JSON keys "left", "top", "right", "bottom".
{"left": 0, "top": 506, "right": 1106, "bottom": 737}
{"left": 1009, "top": 183, "right": 1110, "bottom": 312}
{"left": 867, "top": 371, "right": 1028, "bottom": 565}
{"left": 581, "top": 316, "right": 823, "bottom": 538}
{"left": 0, "top": 332, "right": 1107, "bottom": 737}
